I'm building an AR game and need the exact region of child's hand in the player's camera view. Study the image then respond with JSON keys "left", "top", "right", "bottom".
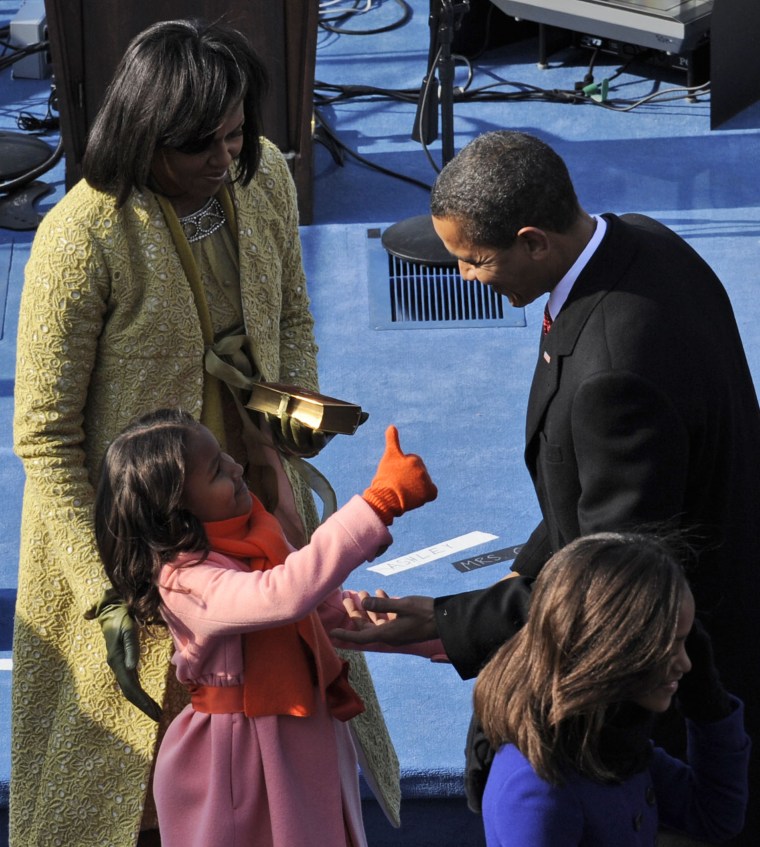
{"left": 332, "top": 592, "right": 439, "bottom": 646}
{"left": 342, "top": 589, "right": 396, "bottom": 629}
{"left": 362, "top": 426, "right": 438, "bottom": 525}
{"left": 332, "top": 590, "right": 448, "bottom": 660}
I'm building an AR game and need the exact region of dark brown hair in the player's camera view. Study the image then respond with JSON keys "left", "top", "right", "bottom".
{"left": 94, "top": 408, "right": 210, "bottom": 625}
{"left": 83, "top": 18, "right": 269, "bottom": 206}
{"left": 473, "top": 532, "right": 687, "bottom": 784}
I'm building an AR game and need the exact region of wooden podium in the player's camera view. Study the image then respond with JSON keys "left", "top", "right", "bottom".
{"left": 43, "top": 0, "right": 318, "bottom": 222}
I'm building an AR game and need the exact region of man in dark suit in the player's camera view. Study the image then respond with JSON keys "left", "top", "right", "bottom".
{"left": 334, "top": 131, "right": 760, "bottom": 844}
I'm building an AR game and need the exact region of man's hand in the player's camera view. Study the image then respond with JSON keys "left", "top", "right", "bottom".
{"left": 332, "top": 593, "right": 438, "bottom": 645}
{"left": 86, "top": 589, "right": 162, "bottom": 722}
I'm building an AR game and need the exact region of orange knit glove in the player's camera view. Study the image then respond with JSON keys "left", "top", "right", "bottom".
{"left": 362, "top": 426, "right": 438, "bottom": 525}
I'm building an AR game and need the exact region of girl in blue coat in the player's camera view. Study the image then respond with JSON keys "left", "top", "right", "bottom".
{"left": 473, "top": 532, "right": 749, "bottom": 846}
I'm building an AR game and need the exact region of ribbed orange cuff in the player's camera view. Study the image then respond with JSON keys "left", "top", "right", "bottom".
{"left": 362, "top": 487, "right": 399, "bottom": 525}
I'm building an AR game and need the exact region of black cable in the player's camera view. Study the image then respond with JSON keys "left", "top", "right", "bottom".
{"left": 12, "top": 80, "right": 58, "bottom": 133}
{"left": 17, "top": 86, "right": 59, "bottom": 133}
{"left": 460, "top": 2, "right": 496, "bottom": 62}
{"left": 314, "top": 81, "right": 422, "bottom": 106}
{"left": 0, "top": 39, "right": 48, "bottom": 72}
{"left": 414, "top": 41, "right": 443, "bottom": 168}
{"left": 314, "top": 108, "right": 432, "bottom": 192}
{"left": 314, "top": 54, "right": 473, "bottom": 107}
{"left": 315, "top": 69, "right": 708, "bottom": 110}
{"left": 17, "top": 111, "right": 58, "bottom": 132}
{"left": 0, "top": 135, "right": 63, "bottom": 194}
{"left": 575, "top": 47, "right": 598, "bottom": 90}
{"left": 1, "top": 84, "right": 61, "bottom": 193}
{"left": 319, "top": 0, "right": 371, "bottom": 26}
{"left": 591, "top": 82, "right": 710, "bottom": 112}
{"left": 312, "top": 38, "right": 709, "bottom": 190}
{"left": 319, "top": 0, "right": 412, "bottom": 36}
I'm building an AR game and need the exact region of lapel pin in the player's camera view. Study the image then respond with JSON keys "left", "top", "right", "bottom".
{"left": 543, "top": 351, "right": 551, "bottom": 364}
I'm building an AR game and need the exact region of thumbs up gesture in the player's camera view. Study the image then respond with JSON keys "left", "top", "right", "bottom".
{"left": 362, "top": 426, "right": 438, "bottom": 525}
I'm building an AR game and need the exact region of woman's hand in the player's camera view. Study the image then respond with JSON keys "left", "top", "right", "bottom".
{"left": 86, "top": 589, "right": 162, "bottom": 722}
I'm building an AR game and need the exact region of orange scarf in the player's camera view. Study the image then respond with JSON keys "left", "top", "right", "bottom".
{"left": 203, "top": 497, "right": 364, "bottom": 721}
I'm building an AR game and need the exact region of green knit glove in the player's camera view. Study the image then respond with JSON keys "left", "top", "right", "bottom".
{"left": 267, "top": 412, "right": 336, "bottom": 458}
{"left": 268, "top": 410, "right": 369, "bottom": 458}
{"left": 86, "top": 588, "right": 162, "bottom": 722}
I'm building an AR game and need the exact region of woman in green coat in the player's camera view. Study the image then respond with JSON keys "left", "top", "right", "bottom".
{"left": 10, "top": 19, "right": 399, "bottom": 847}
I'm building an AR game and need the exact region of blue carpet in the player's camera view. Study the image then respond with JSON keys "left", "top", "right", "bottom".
{"left": 3, "top": 1, "right": 760, "bottom": 844}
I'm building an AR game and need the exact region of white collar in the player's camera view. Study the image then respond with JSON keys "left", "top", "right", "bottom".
{"left": 546, "top": 214, "right": 607, "bottom": 321}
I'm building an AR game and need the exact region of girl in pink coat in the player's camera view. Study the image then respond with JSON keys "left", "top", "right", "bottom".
{"left": 95, "top": 408, "right": 437, "bottom": 847}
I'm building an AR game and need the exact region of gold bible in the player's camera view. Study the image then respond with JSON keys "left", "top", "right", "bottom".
{"left": 245, "top": 383, "right": 365, "bottom": 434}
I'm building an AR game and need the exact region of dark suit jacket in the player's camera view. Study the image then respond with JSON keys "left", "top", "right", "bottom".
{"left": 436, "top": 213, "right": 760, "bottom": 710}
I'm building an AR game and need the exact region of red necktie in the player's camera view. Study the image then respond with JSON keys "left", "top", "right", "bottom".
{"left": 542, "top": 303, "right": 553, "bottom": 335}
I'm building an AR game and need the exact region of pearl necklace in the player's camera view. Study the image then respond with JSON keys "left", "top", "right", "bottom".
{"left": 178, "top": 196, "right": 226, "bottom": 243}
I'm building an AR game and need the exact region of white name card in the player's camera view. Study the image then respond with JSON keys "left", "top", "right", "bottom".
{"left": 367, "top": 531, "right": 498, "bottom": 576}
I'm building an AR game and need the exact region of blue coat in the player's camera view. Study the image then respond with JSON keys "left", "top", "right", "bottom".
{"left": 482, "top": 700, "right": 750, "bottom": 846}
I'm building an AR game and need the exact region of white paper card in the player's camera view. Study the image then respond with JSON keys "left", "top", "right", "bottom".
{"left": 367, "top": 531, "right": 498, "bottom": 576}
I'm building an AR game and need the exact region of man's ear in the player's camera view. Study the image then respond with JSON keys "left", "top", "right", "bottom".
{"left": 515, "top": 226, "right": 550, "bottom": 258}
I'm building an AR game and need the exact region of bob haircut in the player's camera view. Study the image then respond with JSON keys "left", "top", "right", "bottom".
{"left": 95, "top": 407, "right": 210, "bottom": 626}
{"left": 474, "top": 531, "right": 688, "bottom": 785}
{"left": 83, "top": 18, "right": 269, "bottom": 207}
{"left": 430, "top": 130, "right": 581, "bottom": 249}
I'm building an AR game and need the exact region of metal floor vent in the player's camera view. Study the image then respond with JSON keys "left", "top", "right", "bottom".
{"left": 367, "top": 228, "right": 525, "bottom": 330}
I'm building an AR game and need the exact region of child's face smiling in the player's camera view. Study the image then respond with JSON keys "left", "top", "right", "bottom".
{"left": 182, "top": 425, "right": 252, "bottom": 523}
{"left": 633, "top": 587, "right": 695, "bottom": 713}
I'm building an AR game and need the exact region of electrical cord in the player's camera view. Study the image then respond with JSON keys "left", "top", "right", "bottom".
{"left": 315, "top": 81, "right": 421, "bottom": 106}
{"left": 313, "top": 66, "right": 709, "bottom": 189}
{"left": 17, "top": 87, "right": 59, "bottom": 133}
{"left": 319, "top": 0, "right": 412, "bottom": 36}
{"left": 315, "top": 61, "right": 709, "bottom": 111}
{"left": 0, "top": 38, "right": 48, "bottom": 72}
{"left": 314, "top": 108, "right": 432, "bottom": 192}
{"left": 452, "top": 78, "right": 710, "bottom": 107}
{"left": 458, "top": 1, "right": 496, "bottom": 62}
{"left": 414, "top": 42, "right": 444, "bottom": 172}
{"left": 314, "top": 56, "right": 473, "bottom": 107}
{"left": 0, "top": 134, "right": 63, "bottom": 194}
{"left": 593, "top": 81, "right": 710, "bottom": 111}
{"left": 312, "top": 7, "right": 708, "bottom": 189}
{"left": 17, "top": 109, "right": 58, "bottom": 132}
{"left": 320, "top": 0, "right": 373, "bottom": 15}
{"left": 0, "top": 85, "right": 61, "bottom": 193}
{"left": 315, "top": 49, "right": 473, "bottom": 176}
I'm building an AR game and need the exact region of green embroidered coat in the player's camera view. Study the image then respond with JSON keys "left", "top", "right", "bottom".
{"left": 11, "top": 138, "right": 399, "bottom": 847}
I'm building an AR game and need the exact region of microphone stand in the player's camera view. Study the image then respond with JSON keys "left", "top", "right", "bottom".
{"left": 382, "top": 0, "right": 470, "bottom": 266}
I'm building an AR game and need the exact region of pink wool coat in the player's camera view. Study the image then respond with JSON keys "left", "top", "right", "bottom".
{"left": 154, "top": 495, "right": 392, "bottom": 847}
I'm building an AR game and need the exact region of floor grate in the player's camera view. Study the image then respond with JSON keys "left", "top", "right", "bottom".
{"left": 367, "top": 227, "right": 525, "bottom": 330}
